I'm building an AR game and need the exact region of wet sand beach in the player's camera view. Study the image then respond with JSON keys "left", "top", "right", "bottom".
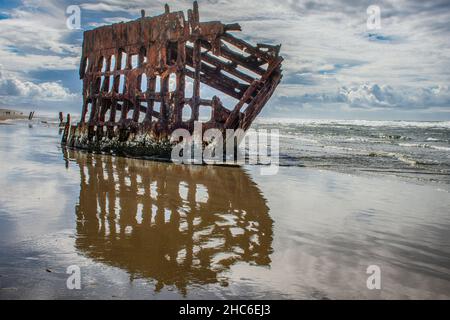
{"left": 0, "top": 121, "right": 449, "bottom": 299}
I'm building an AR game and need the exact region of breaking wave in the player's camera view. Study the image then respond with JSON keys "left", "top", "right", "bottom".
{"left": 253, "top": 118, "right": 450, "bottom": 183}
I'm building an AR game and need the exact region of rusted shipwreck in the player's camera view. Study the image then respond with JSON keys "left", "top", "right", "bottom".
{"left": 61, "top": 1, "right": 283, "bottom": 159}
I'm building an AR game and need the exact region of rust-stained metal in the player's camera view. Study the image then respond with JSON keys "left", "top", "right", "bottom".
{"left": 62, "top": 1, "right": 283, "bottom": 159}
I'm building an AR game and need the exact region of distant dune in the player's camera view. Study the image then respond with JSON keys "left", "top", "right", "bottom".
{"left": 0, "top": 108, "right": 27, "bottom": 121}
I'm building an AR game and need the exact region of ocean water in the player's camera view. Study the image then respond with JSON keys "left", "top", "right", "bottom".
{"left": 254, "top": 119, "right": 450, "bottom": 184}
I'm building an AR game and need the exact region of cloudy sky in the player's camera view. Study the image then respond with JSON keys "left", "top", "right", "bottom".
{"left": 0, "top": 0, "right": 449, "bottom": 120}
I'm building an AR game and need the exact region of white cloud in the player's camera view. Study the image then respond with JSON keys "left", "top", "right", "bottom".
{"left": 87, "top": 16, "right": 132, "bottom": 28}
{"left": 0, "top": 2, "right": 78, "bottom": 54}
{"left": 80, "top": 3, "right": 131, "bottom": 13}
{"left": 338, "top": 84, "right": 450, "bottom": 109}
{"left": 0, "top": 48, "right": 79, "bottom": 73}
{"left": 275, "top": 83, "right": 450, "bottom": 110}
{"left": 0, "top": 67, "right": 77, "bottom": 101}
{"left": 0, "top": 0, "right": 80, "bottom": 75}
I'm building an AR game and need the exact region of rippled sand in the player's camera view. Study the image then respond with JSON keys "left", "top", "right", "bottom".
{"left": 0, "top": 121, "right": 449, "bottom": 299}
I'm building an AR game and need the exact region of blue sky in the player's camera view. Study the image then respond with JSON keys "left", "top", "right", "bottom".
{"left": 0, "top": 0, "right": 449, "bottom": 120}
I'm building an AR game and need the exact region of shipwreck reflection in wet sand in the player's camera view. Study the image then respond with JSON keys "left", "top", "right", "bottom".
{"left": 65, "top": 149, "right": 273, "bottom": 294}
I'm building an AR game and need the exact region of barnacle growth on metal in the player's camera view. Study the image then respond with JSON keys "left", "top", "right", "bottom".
{"left": 61, "top": 1, "right": 283, "bottom": 159}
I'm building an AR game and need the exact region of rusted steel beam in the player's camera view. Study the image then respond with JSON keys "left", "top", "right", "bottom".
{"left": 221, "top": 33, "right": 277, "bottom": 62}
{"left": 185, "top": 56, "right": 249, "bottom": 95}
{"left": 224, "top": 80, "right": 260, "bottom": 129}
{"left": 241, "top": 73, "right": 282, "bottom": 130}
{"left": 113, "top": 102, "right": 160, "bottom": 118}
{"left": 184, "top": 68, "right": 244, "bottom": 101}
{"left": 224, "top": 23, "right": 241, "bottom": 32}
{"left": 192, "top": 40, "right": 201, "bottom": 121}
{"left": 185, "top": 46, "right": 255, "bottom": 83}
{"left": 62, "top": 1, "right": 283, "bottom": 160}
{"left": 61, "top": 113, "right": 71, "bottom": 144}
{"left": 199, "top": 39, "right": 267, "bottom": 76}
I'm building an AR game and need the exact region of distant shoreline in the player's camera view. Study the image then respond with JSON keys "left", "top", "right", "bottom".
{"left": 0, "top": 108, "right": 28, "bottom": 122}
